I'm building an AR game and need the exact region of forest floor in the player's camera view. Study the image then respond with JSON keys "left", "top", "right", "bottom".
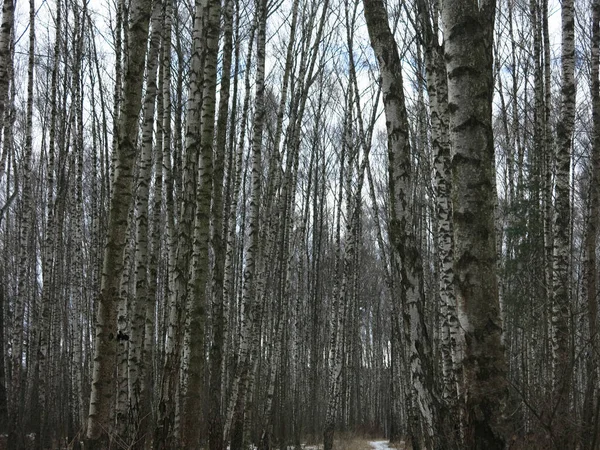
{"left": 300, "top": 438, "right": 403, "bottom": 450}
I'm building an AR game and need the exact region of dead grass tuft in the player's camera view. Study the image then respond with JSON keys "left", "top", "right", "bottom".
{"left": 332, "top": 437, "right": 372, "bottom": 450}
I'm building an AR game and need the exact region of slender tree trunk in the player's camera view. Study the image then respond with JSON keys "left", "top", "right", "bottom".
{"left": 582, "top": 0, "right": 600, "bottom": 445}
{"left": 0, "top": 0, "right": 14, "bottom": 138}
{"left": 175, "top": 0, "right": 208, "bottom": 438}
{"left": 222, "top": 20, "right": 255, "bottom": 445}
{"left": 208, "top": 0, "right": 234, "bottom": 446}
{"left": 542, "top": 0, "right": 555, "bottom": 342}
{"left": 156, "top": 0, "right": 198, "bottom": 442}
{"left": 363, "top": 0, "right": 438, "bottom": 446}
{"left": 85, "top": 0, "right": 151, "bottom": 443}
{"left": 257, "top": 2, "right": 301, "bottom": 446}
{"left": 10, "top": 0, "right": 34, "bottom": 445}
{"left": 181, "top": 0, "right": 220, "bottom": 443}
{"left": 323, "top": 89, "right": 350, "bottom": 450}
{"left": 0, "top": 266, "right": 5, "bottom": 439}
{"left": 116, "top": 202, "right": 134, "bottom": 441}
{"left": 417, "top": 2, "right": 463, "bottom": 443}
{"left": 140, "top": 44, "right": 165, "bottom": 447}
{"left": 229, "top": 0, "right": 266, "bottom": 445}
{"left": 37, "top": 0, "right": 62, "bottom": 441}
{"left": 129, "top": 3, "right": 163, "bottom": 442}
{"left": 551, "top": 0, "right": 575, "bottom": 443}
{"left": 71, "top": 12, "right": 86, "bottom": 434}
{"left": 153, "top": 0, "right": 180, "bottom": 447}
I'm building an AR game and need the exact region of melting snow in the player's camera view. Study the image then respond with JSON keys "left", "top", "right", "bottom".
{"left": 369, "top": 440, "right": 401, "bottom": 450}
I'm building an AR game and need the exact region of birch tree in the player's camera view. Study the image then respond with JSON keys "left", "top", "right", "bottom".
{"left": 0, "top": 0, "right": 13, "bottom": 135}
{"left": 363, "top": 0, "right": 438, "bottom": 446}
{"left": 228, "top": 0, "right": 267, "bottom": 444}
{"left": 207, "top": 0, "right": 234, "bottom": 446}
{"left": 417, "top": 1, "right": 463, "bottom": 442}
{"left": 552, "top": 0, "right": 575, "bottom": 443}
{"left": 129, "top": 2, "right": 163, "bottom": 442}
{"left": 581, "top": 0, "right": 600, "bottom": 446}
{"left": 2, "top": 0, "right": 600, "bottom": 444}
{"left": 37, "top": 0, "right": 62, "bottom": 442}
{"left": 10, "top": 0, "right": 35, "bottom": 445}
{"left": 441, "top": 0, "right": 509, "bottom": 447}
{"left": 181, "top": 0, "right": 221, "bottom": 443}
{"left": 86, "top": 0, "right": 152, "bottom": 444}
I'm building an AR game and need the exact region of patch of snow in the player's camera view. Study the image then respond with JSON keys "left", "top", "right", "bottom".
{"left": 369, "top": 440, "right": 401, "bottom": 450}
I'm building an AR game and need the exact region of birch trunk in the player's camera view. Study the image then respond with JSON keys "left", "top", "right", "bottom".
{"left": 38, "top": 0, "right": 61, "bottom": 439}
{"left": 363, "top": 0, "right": 438, "bottom": 445}
{"left": 155, "top": 0, "right": 191, "bottom": 444}
{"left": 10, "top": 0, "right": 34, "bottom": 443}
{"left": 551, "top": 0, "right": 575, "bottom": 440}
{"left": 129, "top": 1, "right": 163, "bottom": 438}
{"left": 181, "top": 0, "right": 220, "bottom": 443}
{"left": 0, "top": 0, "right": 14, "bottom": 138}
{"left": 0, "top": 265, "right": 6, "bottom": 436}
{"left": 222, "top": 21, "right": 256, "bottom": 444}
{"left": 542, "top": 0, "right": 554, "bottom": 334}
{"left": 71, "top": 13, "right": 86, "bottom": 429}
{"left": 323, "top": 91, "right": 350, "bottom": 450}
{"left": 141, "top": 57, "right": 164, "bottom": 447}
{"left": 229, "top": 0, "right": 266, "bottom": 445}
{"left": 417, "top": 3, "right": 463, "bottom": 441}
{"left": 441, "top": 1, "right": 509, "bottom": 447}
{"left": 257, "top": 2, "right": 302, "bottom": 445}
{"left": 208, "top": 0, "right": 234, "bottom": 446}
{"left": 582, "top": 0, "right": 600, "bottom": 445}
{"left": 116, "top": 213, "right": 134, "bottom": 440}
{"left": 109, "top": 0, "right": 124, "bottom": 198}
{"left": 179, "top": 0, "right": 206, "bottom": 414}
{"left": 86, "top": 0, "right": 151, "bottom": 442}
{"left": 70, "top": 5, "right": 86, "bottom": 436}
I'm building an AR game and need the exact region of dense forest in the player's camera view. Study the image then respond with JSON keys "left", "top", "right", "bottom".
{"left": 0, "top": 0, "right": 599, "bottom": 447}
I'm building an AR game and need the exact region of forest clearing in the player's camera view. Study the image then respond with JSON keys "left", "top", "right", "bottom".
{"left": 1, "top": 0, "right": 599, "bottom": 446}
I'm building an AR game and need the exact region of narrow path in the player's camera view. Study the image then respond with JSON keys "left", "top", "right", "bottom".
{"left": 368, "top": 440, "right": 401, "bottom": 450}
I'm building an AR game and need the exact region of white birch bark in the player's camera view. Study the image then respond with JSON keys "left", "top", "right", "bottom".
{"left": 324, "top": 78, "right": 355, "bottom": 450}
{"left": 154, "top": 0, "right": 182, "bottom": 444}
{"left": 257, "top": 6, "right": 302, "bottom": 441}
{"left": 229, "top": 0, "right": 267, "bottom": 445}
{"left": 86, "top": 0, "right": 152, "bottom": 442}
{"left": 182, "top": 0, "right": 220, "bottom": 444}
{"left": 129, "top": 2, "right": 163, "bottom": 431}
{"left": 141, "top": 58, "right": 164, "bottom": 446}
{"left": 441, "top": 0, "right": 509, "bottom": 447}
{"left": 208, "top": 0, "right": 234, "bottom": 446}
{"left": 37, "top": 0, "right": 61, "bottom": 435}
{"left": 109, "top": 0, "right": 123, "bottom": 198}
{"left": 178, "top": 0, "right": 206, "bottom": 412}
{"left": 11, "top": 0, "right": 34, "bottom": 441}
{"left": 70, "top": 4, "right": 86, "bottom": 434}
{"left": 222, "top": 21, "right": 256, "bottom": 444}
{"left": 542, "top": 0, "right": 555, "bottom": 341}
{"left": 0, "top": 0, "right": 14, "bottom": 142}
{"left": 582, "top": 0, "right": 600, "bottom": 444}
{"left": 363, "top": 0, "right": 438, "bottom": 444}
{"left": 116, "top": 214, "right": 134, "bottom": 440}
{"left": 551, "top": 0, "right": 575, "bottom": 428}
{"left": 418, "top": 10, "right": 464, "bottom": 422}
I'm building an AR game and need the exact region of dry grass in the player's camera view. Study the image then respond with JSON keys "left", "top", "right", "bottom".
{"left": 332, "top": 437, "right": 373, "bottom": 450}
